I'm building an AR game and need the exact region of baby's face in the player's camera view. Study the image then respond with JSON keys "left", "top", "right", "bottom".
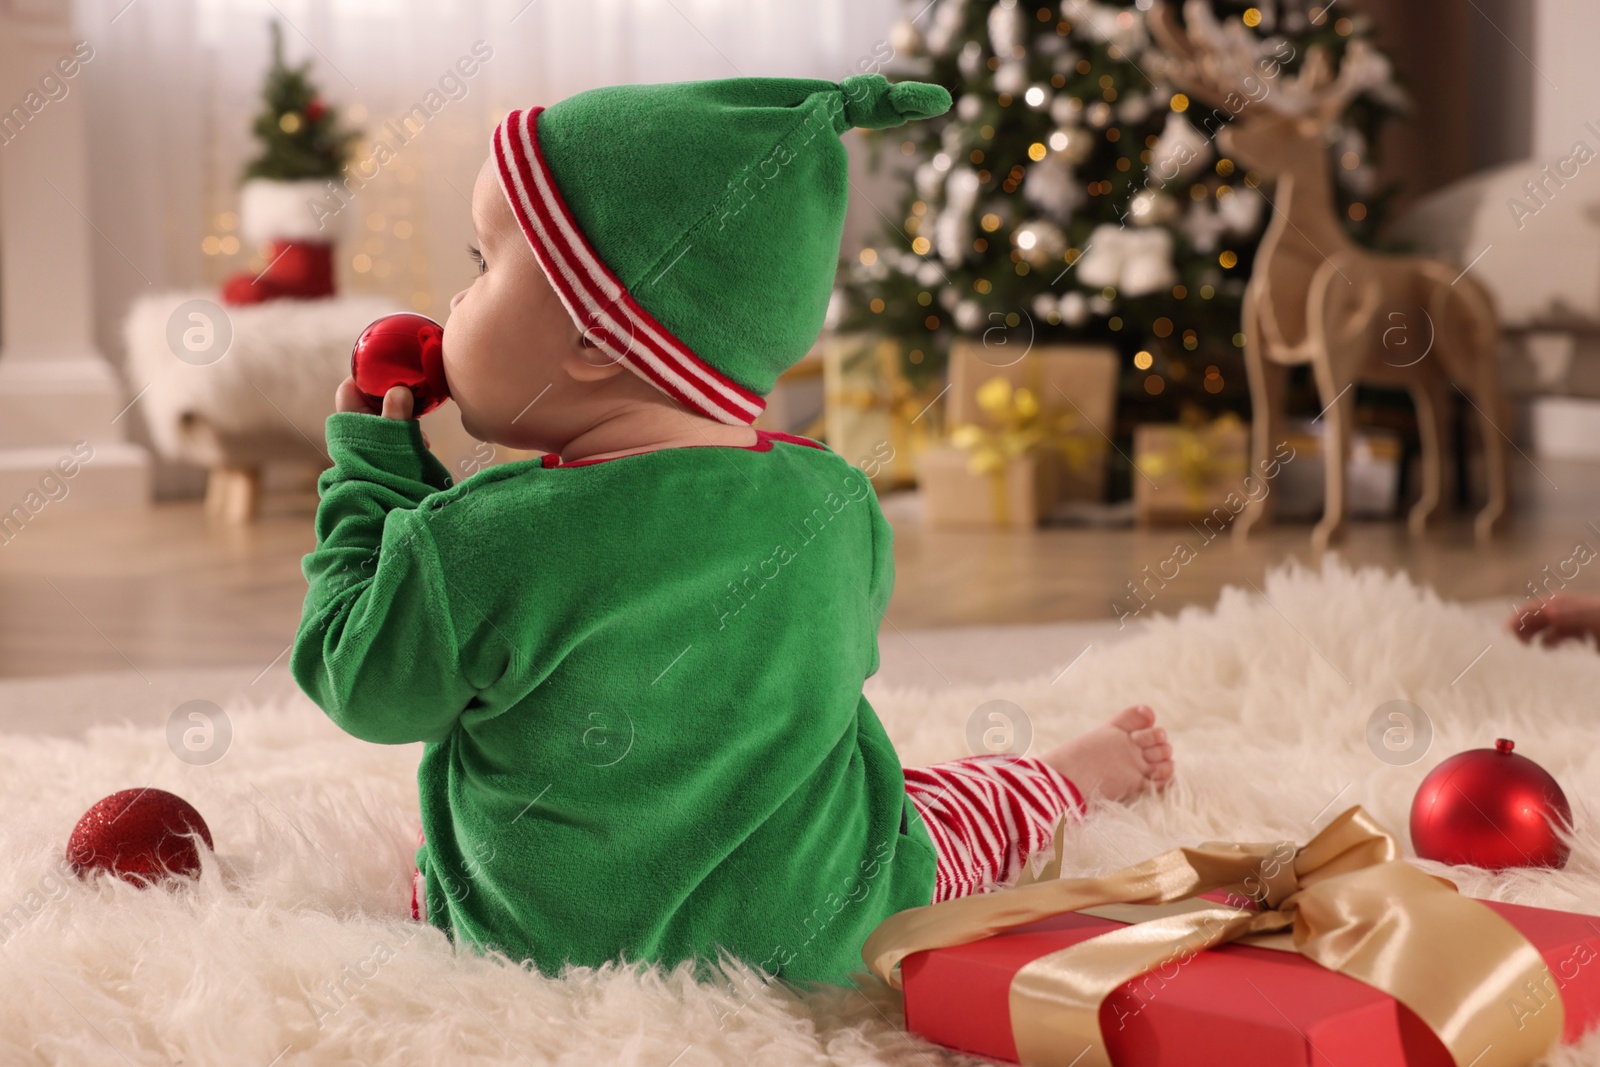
{"left": 443, "top": 156, "right": 592, "bottom": 450}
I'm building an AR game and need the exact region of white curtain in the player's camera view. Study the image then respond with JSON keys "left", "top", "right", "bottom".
{"left": 74, "top": 0, "right": 902, "bottom": 375}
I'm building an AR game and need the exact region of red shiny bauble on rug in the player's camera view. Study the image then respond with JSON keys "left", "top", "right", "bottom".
{"left": 1410, "top": 738, "right": 1573, "bottom": 870}
{"left": 67, "top": 788, "right": 214, "bottom": 886}
{"left": 350, "top": 313, "right": 450, "bottom": 417}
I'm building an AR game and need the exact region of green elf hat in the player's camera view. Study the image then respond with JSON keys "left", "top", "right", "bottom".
{"left": 492, "top": 74, "right": 950, "bottom": 425}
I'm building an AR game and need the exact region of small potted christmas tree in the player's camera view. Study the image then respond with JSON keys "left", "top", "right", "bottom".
{"left": 222, "top": 21, "right": 361, "bottom": 305}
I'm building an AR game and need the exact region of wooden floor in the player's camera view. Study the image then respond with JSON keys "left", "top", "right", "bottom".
{"left": 2, "top": 459, "right": 1597, "bottom": 680}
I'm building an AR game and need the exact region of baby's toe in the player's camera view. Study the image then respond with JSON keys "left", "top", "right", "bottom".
{"left": 1141, "top": 742, "right": 1173, "bottom": 764}
{"left": 1130, "top": 726, "right": 1166, "bottom": 747}
{"left": 1109, "top": 705, "right": 1156, "bottom": 733}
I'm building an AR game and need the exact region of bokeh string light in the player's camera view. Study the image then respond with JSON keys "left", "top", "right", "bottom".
{"left": 836, "top": 0, "right": 1402, "bottom": 423}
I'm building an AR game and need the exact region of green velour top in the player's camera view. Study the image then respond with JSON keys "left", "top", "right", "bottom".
{"left": 291, "top": 412, "right": 937, "bottom": 986}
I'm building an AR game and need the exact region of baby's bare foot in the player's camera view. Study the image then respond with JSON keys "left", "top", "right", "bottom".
{"left": 1041, "top": 705, "right": 1174, "bottom": 803}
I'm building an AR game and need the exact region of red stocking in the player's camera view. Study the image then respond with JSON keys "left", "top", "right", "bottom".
{"left": 221, "top": 240, "right": 336, "bottom": 305}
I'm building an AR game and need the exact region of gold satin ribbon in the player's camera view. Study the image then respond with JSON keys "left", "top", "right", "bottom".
{"left": 1012, "top": 356, "right": 1105, "bottom": 478}
{"left": 863, "top": 806, "right": 1562, "bottom": 1067}
{"left": 1136, "top": 412, "right": 1249, "bottom": 514}
{"left": 948, "top": 375, "right": 1102, "bottom": 524}
{"left": 826, "top": 339, "right": 938, "bottom": 484}
{"left": 949, "top": 379, "right": 1045, "bottom": 525}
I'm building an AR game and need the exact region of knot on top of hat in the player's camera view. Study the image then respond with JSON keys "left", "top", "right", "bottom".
{"left": 837, "top": 73, "right": 952, "bottom": 131}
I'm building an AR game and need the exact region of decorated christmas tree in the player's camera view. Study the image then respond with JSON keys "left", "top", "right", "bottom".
{"left": 835, "top": 0, "right": 1403, "bottom": 423}
{"left": 222, "top": 22, "right": 363, "bottom": 305}
{"left": 242, "top": 21, "right": 360, "bottom": 182}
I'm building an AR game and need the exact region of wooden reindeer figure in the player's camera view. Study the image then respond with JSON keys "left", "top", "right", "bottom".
{"left": 1149, "top": 2, "right": 1508, "bottom": 549}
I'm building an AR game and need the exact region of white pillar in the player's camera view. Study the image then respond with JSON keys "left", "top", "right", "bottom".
{"left": 1532, "top": 0, "right": 1600, "bottom": 157}
{"left": 0, "top": 0, "right": 149, "bottom": 508}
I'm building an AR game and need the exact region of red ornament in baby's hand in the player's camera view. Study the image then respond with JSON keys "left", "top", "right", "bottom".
{"left": 351, "top": 313, "right": 450, "bottom": 417}
{"left": 67, "top": 787, "right": 214, "bottom": 886}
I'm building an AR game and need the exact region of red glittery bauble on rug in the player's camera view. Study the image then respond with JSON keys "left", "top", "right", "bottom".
{"left": 350, "top": 313, "right": 450, "bottom": 417}
{"left": 1410, "top": 738, "right": 1573, "bottom": 870}
{"left": 67, "top": 788, "right": 214, "bottom": 886}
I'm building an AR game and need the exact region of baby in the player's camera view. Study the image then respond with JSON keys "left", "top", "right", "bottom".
{"left": 1508, "top": 593, "right": 1600, "bottom": 646}
{"left": 292, "top": 74, "right": 1174, "bottom": 987}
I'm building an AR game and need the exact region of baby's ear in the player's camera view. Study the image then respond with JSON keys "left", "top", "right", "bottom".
{"left": 562, "top": 336, "right": 628, "bottom": 383}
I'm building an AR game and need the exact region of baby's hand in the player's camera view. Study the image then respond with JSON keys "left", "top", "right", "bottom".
{"left": 335, "top": 377, "right": 430, "bottom": 445}
{"left": 1508, "top": 592, "right": 1600, "bottom": 646}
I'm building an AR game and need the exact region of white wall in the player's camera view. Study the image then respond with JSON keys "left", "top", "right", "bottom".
{"left": 1532, "top": 0, "right": 1600, "bottom": 159}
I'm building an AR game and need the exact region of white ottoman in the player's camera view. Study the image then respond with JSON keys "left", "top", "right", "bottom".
{"left": 123, "top": 291, "right": 401, "bottom": 521}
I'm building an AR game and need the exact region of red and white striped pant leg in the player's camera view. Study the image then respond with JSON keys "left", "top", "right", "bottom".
{"left": 903, "top": 754, "right": 1086, "bottom": 902}
{"left": 411, "top": 825, "right": 427, "bottom": 922}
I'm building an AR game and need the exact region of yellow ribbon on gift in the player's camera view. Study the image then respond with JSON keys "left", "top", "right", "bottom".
{"left": 827, "top": 339, "right": 940, "bottom": 485}
{"left": 1136, "top": 412, "right": 1249, "bottom": 514}
{"left": 1050, "top": 429, "right": 1103, "bottom": 478}
{"left": 949, "top": 378, "right": 1050, "bottom": 525}
{"left": 863, "top": 805, "right": 1562, "bottom": 1067}
{"left": 948, "top": 377, "right": 1104, "bottom": 524}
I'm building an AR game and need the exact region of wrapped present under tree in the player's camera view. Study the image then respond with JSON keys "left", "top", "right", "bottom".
{"left": 947, "top": 341, "right": 1117, "bottom": 505}
{"left": 1132, "top": 413, "right": 1254, "bottom": 526}
{"left": 822, "top": 334, "right": 942, "bottom": 488}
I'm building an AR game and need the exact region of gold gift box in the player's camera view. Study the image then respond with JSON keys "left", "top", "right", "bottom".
{"left": 947, "top": 340, "right": 1117, "bottom": 503}
{"left": 821, "top": 334, "right": 940, "bottom": 488}
{"left": 923, "top": 376, "right": 1065, "bottom": 529}
{"left": 1132, "top": 417, "right": 1252, "bottom": 525}
{"left": 919, "top": 444, "right": 1061, "bottom": 528}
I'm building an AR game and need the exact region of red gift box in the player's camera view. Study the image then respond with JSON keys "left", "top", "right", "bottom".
{"left": 902, "top": 895, "right": 1600, "bottom": 1066}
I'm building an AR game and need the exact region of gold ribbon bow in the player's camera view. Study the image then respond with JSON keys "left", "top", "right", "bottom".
{"left": 949, "top": 378, "right": 1046, "bottom": 461}
{"left": 948, "top": 378, "right": 1044, "bottom": 525}
{"left": 863, "top": 806, "right": 1562, "bottom": 1067}
{"left": 827, "top": 339, "right": 939, "bottom": 485}
{"left": 951, "top": 377, "right": 1103, "bottom": 470}
{"left": 949, "top": 377, "right": 1103, "bottom": 523}
{"left": 1136, "top": 411, "right": 1248, "bottom": 513}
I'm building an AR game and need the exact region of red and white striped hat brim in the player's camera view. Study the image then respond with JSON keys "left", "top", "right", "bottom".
{"left": 492, "top": 107, "right": 766, "bottom": 426}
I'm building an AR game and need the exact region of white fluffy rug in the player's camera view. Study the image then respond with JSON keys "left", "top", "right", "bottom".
{"left": 7, "top": 557, "right": 1600, "bottom": 1066}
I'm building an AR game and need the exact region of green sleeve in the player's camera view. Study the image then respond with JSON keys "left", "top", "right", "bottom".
{"left": 862, "top": 470, "right": 895, "bottom": 680}
{"left": 291, "top": 413, "right": 480, "bottom": 745}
